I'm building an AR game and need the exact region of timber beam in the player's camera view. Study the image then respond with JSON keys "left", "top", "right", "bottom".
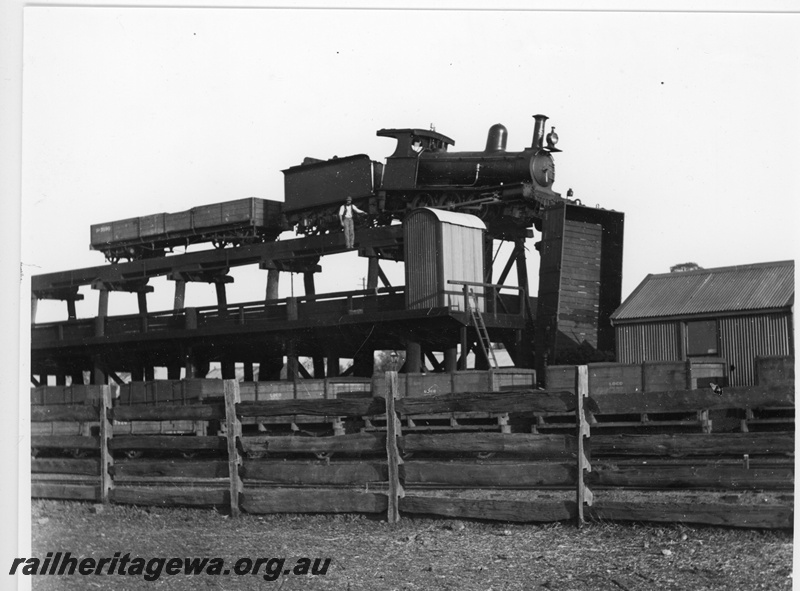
{"left": 31, "top": 225, "right": 405, "bottom": 296}
{"left": 91, "top": 279, "right": 154, "bottom": 294}
{"left": 168, "top": 270, "right": 234, "bottom": 284}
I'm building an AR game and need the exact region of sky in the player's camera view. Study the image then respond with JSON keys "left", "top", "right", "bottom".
{"left": 4, "top": 0, "right": 800, "bottom": 576}
{"left": 18, "top": 3, "right": 800, "bottom": 322}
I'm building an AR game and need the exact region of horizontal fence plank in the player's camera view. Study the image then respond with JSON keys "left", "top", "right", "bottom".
{"left": 400, "top": 495, "right": 577, "bottom": 523}
{"left": 591, "top": 433, "right": 795, "bottom": 457}
{"left": 112, "top": 460, "right": 230, "bottom": 479}
{"left": 32, "top": 436, "right": 99, "bottom": 450}
{"left": 112, "top": 487, "right": 229, "bottom": 507}
{"left": 243, "top": 461, "right": 387, "bottom": 485}
{"left": 237, "top": 390, "right": 583, "bottom": 418}
{"left": 589, "top": 465, "right": 794, "bottom": 490}
{"left": 31, "top": 405, "right": 100, "bottom": 423}
{"left": 238, "top": 399, "right": 385, "bottom": 418}
{"left": 114, "top": 404, "right": 225, "bottom": 422}
{"left": 401, "top": 433, "right": 577, "bottom": 458}
{"left": 31, "top": 458, "right": 100, "bottom": 476}
{"left": 588, "top": 501, "right": 793, "bottom": 529}
{"left": 395, "top": 390, "right": 583, "bottom": 415}
{"left": 403, "top": 462, "right": 577, "bottom": 488}
{"left": 590, "top": 385, "right": 794, "bottom": 415}
{"left": 243, "top": 489, "right": 387, "bottom": 514}
{"left": 242, "top": 432, "right": 385, "bottom": 455}
{"left": 110, "top": 436, "right": 226, "bottom": 451}
{"left": 32, "top": 483, "right": 99, "bottom": 501}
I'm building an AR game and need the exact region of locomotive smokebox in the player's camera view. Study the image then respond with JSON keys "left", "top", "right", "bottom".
{"left": 532, "top": 114, "right": 549, "bottom": 149}
{"left": 484, "top": 124, "right": 508, "bottom": 153}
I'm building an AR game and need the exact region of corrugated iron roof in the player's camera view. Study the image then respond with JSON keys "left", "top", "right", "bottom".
{"left": 411, "top": 207, "right": 486, "bottom": 230}
{"left": 611, "top": 260, "right": 794, "bottom": 322}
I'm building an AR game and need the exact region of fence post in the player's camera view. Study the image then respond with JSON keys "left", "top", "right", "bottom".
{"left": 100, "top": 385, "right": 115, "bottom": 504}
{"left": 576, "top": 365, "right": 593, "bottom": 527}
{"left": 224, "top": 379, "right": 243, "bottom": 518}
{"left": 385, "top": 370, "right": 404, "bottom": 523}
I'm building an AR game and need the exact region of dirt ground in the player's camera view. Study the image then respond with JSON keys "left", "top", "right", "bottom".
{"left": 25, "top": 499, "right": 793, "bottom": 591}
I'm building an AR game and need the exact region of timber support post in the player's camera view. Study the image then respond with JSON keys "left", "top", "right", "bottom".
{"left": 224, "top": 379, "right": 244, "bottom": 518}
{"left": 385, "top": 370, "right": 404, "bottom": 524}
{"left": 576, "top": 365, "right": 593, "bottom": 527}
{"left": 100, "top": 385, "right": 115, "bottom": 504}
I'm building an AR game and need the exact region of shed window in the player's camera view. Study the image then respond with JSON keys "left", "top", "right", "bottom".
{"left": 686, "top": 320, "right": 719, "bottom": 356}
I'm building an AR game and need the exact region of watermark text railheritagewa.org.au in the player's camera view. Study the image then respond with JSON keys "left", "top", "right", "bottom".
{"left": 10, "top": 552, "right": 331, "bottom": 582}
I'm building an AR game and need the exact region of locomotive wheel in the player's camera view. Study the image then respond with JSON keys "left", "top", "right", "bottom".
{"left": 477, "top": 202, "right": 493, "bottom": 220}
{"left": 437, "top": 194, "right": 460, "bottom": 210}
{"left": 410, "top": 193, "right": 435, "bottom": 209}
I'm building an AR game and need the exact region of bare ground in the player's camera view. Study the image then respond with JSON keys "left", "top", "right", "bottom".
{"left": 26, "top": 498, "right": 793, "bottom": 591}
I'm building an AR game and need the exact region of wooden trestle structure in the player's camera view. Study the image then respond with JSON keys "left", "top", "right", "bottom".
{"left": 31, "top": 203, "right": 624, "bottom": 387}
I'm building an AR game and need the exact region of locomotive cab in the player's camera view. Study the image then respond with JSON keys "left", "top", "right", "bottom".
{"left": 377, "top": 128, "right": 455, "bottom": 190}
{"left": 377, "top": 128, "right": 455, "bottom": 158}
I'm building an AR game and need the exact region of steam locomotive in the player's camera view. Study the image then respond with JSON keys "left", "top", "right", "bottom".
{"left": 90, "top": 115, "right": 565, "bottom": 261}
{"left": 282, "top": 114, "right": 563, "bottom": 236}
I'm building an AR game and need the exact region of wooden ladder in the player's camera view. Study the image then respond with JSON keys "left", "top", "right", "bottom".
{"left": 468, "top": 288, "right": 498, "bottom": 368}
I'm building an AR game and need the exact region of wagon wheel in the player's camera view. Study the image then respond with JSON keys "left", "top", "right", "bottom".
{"left": 105, "top": 253, "right": 121, "bottom": 264}
{"left": 211, "top": 238, "right": 229, "bottom": 249}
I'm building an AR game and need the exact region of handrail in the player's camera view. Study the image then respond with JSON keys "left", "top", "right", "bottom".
{"left": 447, "top": 279, "right": 524, "bottom": 292}
{"left": 447, "top": 280, "right": 527, "bottom": 318}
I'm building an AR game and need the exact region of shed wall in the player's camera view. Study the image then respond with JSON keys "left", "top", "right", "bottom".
{"left": 405, "top": 213, "right": 440, "bottom": 309}
{"left": 441, "top": 222, "right": 484, "bottom": 312}
{"left": 615, "top": 321, "right": 681, "bottom": 363}
{"left": 615, "top": 311, "right": 793, "bottom": 386}
{"left": 719, "top": 313, "right": 793, "bottom": 386}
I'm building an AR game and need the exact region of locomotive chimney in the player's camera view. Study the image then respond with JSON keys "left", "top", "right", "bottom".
{"left": 532, "top": 114, "right": 548, "bottom": 149}
{"left": 484, "top": 123, "right": 508, "bottom": 153}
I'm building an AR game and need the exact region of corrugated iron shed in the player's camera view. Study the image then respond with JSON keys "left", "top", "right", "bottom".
{"left": 611, "top": 260, "right": 794, "bottom": 323}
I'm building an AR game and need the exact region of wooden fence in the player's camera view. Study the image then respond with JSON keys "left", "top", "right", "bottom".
{"left": 30, "top": 367, "right": 794, "bottom": 528}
